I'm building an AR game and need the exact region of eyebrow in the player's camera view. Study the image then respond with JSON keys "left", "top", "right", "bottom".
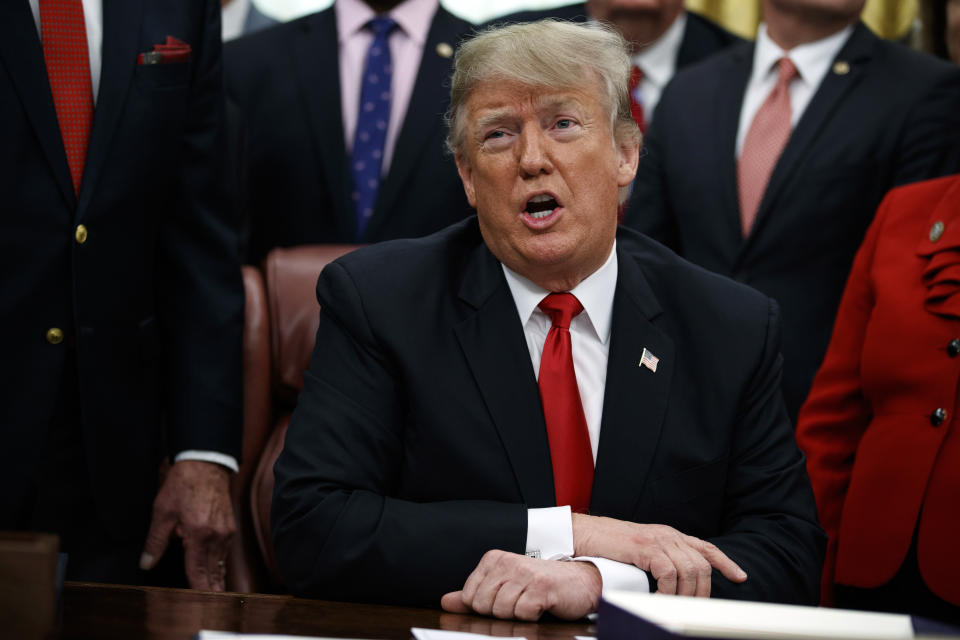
{"left": 473, "top": 95, "right": 585, "bottom": 134}
{"left": 475, "top": 109, "right": 514, "bottom": 132}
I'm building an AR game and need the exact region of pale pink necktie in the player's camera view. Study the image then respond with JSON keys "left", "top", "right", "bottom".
{"left": 738, "top": 57, "right": 798, "bottom": 236}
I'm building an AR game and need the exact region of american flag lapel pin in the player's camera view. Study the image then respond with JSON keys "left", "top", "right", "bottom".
{"left": 639, "top": 348, "right": 659, "bottom": 373}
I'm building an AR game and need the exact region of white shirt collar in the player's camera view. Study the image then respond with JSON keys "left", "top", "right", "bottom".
{"left": 632, "top": 11, "right": 687, "bottom": 89}
{"left": 336, "top": 0, "right": 437, "bottom": 46}
{"left": 222, "top": 0, "right": 250, "bottom": 42}
{"left": 752, "top": 22, "right": 855, "bottom": 91}
{"left": 501, "top": 242, "right": 618, "bottom": 345}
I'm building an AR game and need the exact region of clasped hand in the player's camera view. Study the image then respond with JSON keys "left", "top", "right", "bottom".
{"left": 442, "top": 514, "right": 747, "bottom": 621}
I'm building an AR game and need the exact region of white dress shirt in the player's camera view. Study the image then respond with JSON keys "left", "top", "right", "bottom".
{"left": 735, "top": 22, "right": 854, "bottom": 157}
{"left": 222, "top": 0, "right": 252, "bottom": 42}
{"left": 631, "top": 11, "right": 686, "bottom": 126}
{"left": 502, "top": 243, "right": 650, "bottom": 594}
{"left": 337, "top": 0, "right": 437, "bottom": 175}
{"left": 28, "top": 0, "right": 237, "bottom": 473}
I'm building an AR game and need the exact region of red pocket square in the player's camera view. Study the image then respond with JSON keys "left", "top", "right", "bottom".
{"left": 137, "top": 36, "right": 191, "bottom": 65}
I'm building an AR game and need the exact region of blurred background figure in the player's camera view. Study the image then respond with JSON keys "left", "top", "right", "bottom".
{"left": 625, "top": 0, "right": 960, "bottom": 424}
{"left": 222, "top": 0, "right": 279, "bottom": 41}
{"left": 483, "top": 0, "right": 742, "bottom": 132}
{"left": 920, "top": 0, "right": 960, "bottom": 63}
{"left": 225, "top": 0, "right": 474, "bottom": 264}
{"left": 796, "top": 174, "right": 960, "bottom": 624}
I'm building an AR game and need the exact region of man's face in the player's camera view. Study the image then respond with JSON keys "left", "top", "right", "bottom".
{"left": 455, "top": 79, "right": 638, "bottom": 291}
{"left": 586, "top": 0, "right": 685, "bottom": 52}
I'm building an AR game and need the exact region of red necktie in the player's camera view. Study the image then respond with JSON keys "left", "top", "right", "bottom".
{"left": 537, "top": 293, "right": 593, "bottom": 514}
{"left": 737, "top": 57, "right": 798, "bottom": 236}
{"left": 40, "top": 0, "right": 94, "bottom": 196}
{"left": 628, "top": 65, "right": 646, "bottom": 133}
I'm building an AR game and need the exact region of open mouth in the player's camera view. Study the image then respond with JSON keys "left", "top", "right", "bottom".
{"left": 524, "top": 193, "right": 560, "bottom": 219}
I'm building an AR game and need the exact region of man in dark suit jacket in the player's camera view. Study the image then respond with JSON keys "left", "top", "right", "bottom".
{"left": 225, "top": 0, "right": 475, "bottom": 264}
{"left": 0, "top": 0, "right": 243, "bottom": 589}
{"left": 625, "top": 0, "right": 960, "bottom": 423}
{"left": 485, "top": 0, "right": 742, "bottom": 130}
{"left": 272, "top": 20, "right": 823, "bottom": 619}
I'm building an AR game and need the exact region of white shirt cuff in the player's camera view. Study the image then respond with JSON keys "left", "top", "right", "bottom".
{"left": 173, "top": 450, "right": 239, "bottom": 473}
{"left": 574, "top": 556, "right": 650, "bottom": 594}
{"left": 526, "top": 506, "right": 574, "bottom": 559}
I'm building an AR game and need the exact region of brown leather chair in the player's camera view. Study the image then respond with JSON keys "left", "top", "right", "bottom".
{"left": 248, "top": 245, "right": 362, "bottom": 589}
{"left": 226, "top": 265, "right": 272, "bottom": 593}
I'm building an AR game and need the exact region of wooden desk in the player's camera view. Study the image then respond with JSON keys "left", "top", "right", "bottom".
{"left": 62, "top": 583, "right": 596, "bottom": 640}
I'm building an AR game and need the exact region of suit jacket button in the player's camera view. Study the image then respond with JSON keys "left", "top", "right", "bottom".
{"left": 929, "top": 220, "right": 944, "bottom": 243}
{"left": 46, "top": 327, "right": 64, "bottom": 345}
{"left": 948, "top": 339, "right": 960, "bottom": 357}
{"left": 75, "top": 224, "right": 88, "bottom": 244}
{"left": 930, "top": 408, "right": 947, "bottom": 426}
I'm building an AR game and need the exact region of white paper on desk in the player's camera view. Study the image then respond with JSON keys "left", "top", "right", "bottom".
{"left": 197, "top": 631, "right": 371, "bottom": 640}
{"left": 602, "top": 591, "right": 915, "bottom": 640}
{"left": 411, "top": 627, "right": 526, "bottom": 640}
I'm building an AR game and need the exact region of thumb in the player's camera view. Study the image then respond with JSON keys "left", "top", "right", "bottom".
{"left": 140, "top": 510, "right": 177, "bottom": 571}
{"left": 440, "top": 591, "right": 470, "bottom": 613}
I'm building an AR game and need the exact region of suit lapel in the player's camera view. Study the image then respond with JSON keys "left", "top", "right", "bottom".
{"left": 0, "top": 1, "right": 75, "bottom": 209}
{"left": 454, "top": 242, "right": 556, "bottom": 508}
{"left": 591, "top": 244, "right": 674, "bottom": 518}
{"left": 77, "top": 0, "right": 144, "bottom": 216}
{"left": 714, "top": 44, "right": 753, "bottom": 259}
{"left": 365, "top": 9, "right": 462, "bottom": 240}
{"left": 292, "top": 9, "right": 353, "bottom": 239}
{"left": 744, "top": 23, "right": 874, "bottom": 252}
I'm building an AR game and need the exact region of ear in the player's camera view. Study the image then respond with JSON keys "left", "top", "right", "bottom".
{"left": 455, "top": 153, "right": 477, "bottom": 208}
{"left": 616, "top": 137, "right": 640, "bottom": 188}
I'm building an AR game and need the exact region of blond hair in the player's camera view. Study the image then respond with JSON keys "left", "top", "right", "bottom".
{"left": 446, "top": 19, "right": 640, "bottom": 157}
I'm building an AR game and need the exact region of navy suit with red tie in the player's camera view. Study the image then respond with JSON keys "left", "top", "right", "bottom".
{"left": 0, "top": 0, "right": 242, "bottom": 578}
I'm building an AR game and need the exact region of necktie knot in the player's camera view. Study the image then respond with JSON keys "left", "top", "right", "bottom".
{"left": 776, "top": 57, "right": 798, "bottom": 87}
{"left": 539, "top": 293, "right": 584, "bottom": 330}
{"left": 367, "top": 15, "right": 397, "bottom": 38}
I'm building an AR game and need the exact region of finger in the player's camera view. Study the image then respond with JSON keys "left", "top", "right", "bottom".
{"left": 470, "top": 572, "right": 508, "bottom": 615}
{"left": 460, "top": 557, "right": 492, "bottom": 605}
{"left": 683, "top": 544, "right": 712, "bottom": 598}
{"left": 649, "top": 553, "right": 678, "bottom": 595}
{"left": 140, "top": 508, "right": 177, "bottom": 571}
{"left": 183, "top": 536, "right": 213, "bottom": 591}
{"left": 209, "top": 551, "right": 227, "bottom": 592}
{"left": 441, "top": 591, "right": 471, "bottom": 613}
{"left": 670, "top": 543, "right": 700, "bottom": 597}
{"left": 512, "top": 588, "right": 546, "bottom": 622}
{"left": 692, "top": 538, "right": 747, "bottom": 583}
{"left": 491, "top": 579, "right": 525, "bottom": 620}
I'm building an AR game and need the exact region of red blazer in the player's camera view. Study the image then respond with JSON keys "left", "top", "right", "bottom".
{"left": 796, "top": 174, "right": 960, "bottom": 607}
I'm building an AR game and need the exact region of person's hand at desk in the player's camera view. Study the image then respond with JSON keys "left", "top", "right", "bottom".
{"left": 572, "top": 513, "right": 748, "bottom": 596}
{"left": 441, "top": 550, "right": 602, "bottom": 621}
{"left": 140, "top": 460, "right": 236, "bottom": 591}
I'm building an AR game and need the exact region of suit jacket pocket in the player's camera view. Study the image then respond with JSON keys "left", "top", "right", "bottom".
{"left": 649, "top": 456, "right": 727, "bottom": 538}
{"left": 134, "top": 61, "right": 190, "bottom": 91}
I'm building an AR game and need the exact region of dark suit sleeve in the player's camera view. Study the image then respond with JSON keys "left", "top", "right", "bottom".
{"left": 272, "top": 261, "right": 527, "bottom": 605}
{"left": 890, "top": 66, "right": 960, "bottom": 188}
{"left": 708, "top": 298, "right": 826, "bottom": 604}
{"left": 159, "top": 0, "right": 244, "bottom": 459}
{"left": 624, "top": 98, "right": 680, "bottom": 249}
